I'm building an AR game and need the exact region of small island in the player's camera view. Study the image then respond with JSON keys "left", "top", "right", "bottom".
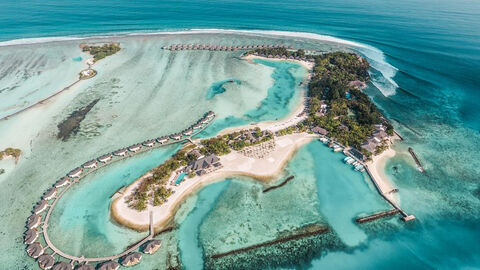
{"left": 0, "top": 147, "right": 22, "bottom": 163}
{"left": 78, "top": 43, "right": 121, "bottom": 80}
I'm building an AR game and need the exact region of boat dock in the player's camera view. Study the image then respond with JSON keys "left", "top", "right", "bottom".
{"left": 355, "top": 209, "right": 400, "bottom": 223}
{"left": 25, "top": 112, "right": 216, "bottom": 269}
{"left": 408, "top": 147, "right": 425, "bottom": 173}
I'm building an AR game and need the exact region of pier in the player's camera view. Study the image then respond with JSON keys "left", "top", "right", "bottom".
{"left": 162, "top": 43, "right": 294, "bottom": 51}
{"left": 355, "top": 209, "right": 400, "bottom": 223}
{"left": 25, "top": 112, "right": 216, "bottom": 268}
{"left": 408, "top": 147, "right": 425, "bottom": 173}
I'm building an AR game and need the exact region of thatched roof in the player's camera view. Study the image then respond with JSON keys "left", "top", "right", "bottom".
{"left": 26, "top": 242, "right": 44, "bottom": 258}
{"left": 43, "top": 188, "right": 57, "bottom": 200}
{"left": 142, "top": 239, "right": 162, "bottom": 254}
{"left": 75, "top": 264, "right": 95, "bottom": 270}
{"left": 98, "top": 261, "right": 120, "bottom": 270}
{"left": 55, "top": 177, "right": 70, "bottom": 188}
{"left": 52, "top": 261, "right": 73, "bottom": 270}
{"left": 27, "top": 214, "right": 41, "bottom": 229}
{"left": 24, "top": 229, "right": 38, "bottom": 244}
{"left": 121, "top": 252, "right": 142, "bottom": 266}
{"left": 38, "top": 254, "right": 55, "bottom": 269}
{"left": 33, "top": 200, "right": 48, "bottom": 214}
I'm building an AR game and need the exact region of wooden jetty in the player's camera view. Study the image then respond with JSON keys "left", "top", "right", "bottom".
{"left": 263, "top": 176, "right": 294, "bottom": 193}
{"left": 355, "top": 209, "right": 400, "bottom": 224}
{"left": 408, "top": 147, "right": 425, "bottom": 173}
{"left": 25, "top": 112, "right": 216, "bottom": 268}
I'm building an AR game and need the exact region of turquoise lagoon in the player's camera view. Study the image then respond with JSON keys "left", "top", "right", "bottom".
{"left": 0, "top": 9, "right": 478, "bottom": 268}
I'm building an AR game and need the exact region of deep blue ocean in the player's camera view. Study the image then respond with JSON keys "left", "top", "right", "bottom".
{"left": 1, "top": 0, "right": 479, "bottom": 269}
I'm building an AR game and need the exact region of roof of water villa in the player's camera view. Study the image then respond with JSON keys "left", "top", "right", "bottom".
{"left": 37, "top": 254, "right": 55, "bottom": 269}
{"left": 121, "top": 252, "right": 142, "bottom": 266}
{"left": 82, "top": 160, "right": 97, "bottom": 168}
{"left": 113, "top": 148, "right": 128, "bottom": 155}
{"left": 98, "top": 261, "right": 120, "bottom": 270}
{"left": 55, "top": 177, "right": 70, "bottom": 188}
{"left": 27, "top": 214, "right": 41, "bottom": 229}
{"left": 27, "top": 242, "right": 44, "bottom": 258}
{"left": 52, "top": 261, "right": 73, "bottom": 270}
{"left": 33, "top": 200, "right": 48, "bottom": 214}
{"left": 75, "top": 264, "right": 95, "bottom": 270}
{"left": 142, "top": 239, "right": 161, "bottom": 254}
{"left": 43, "top": 188, "right": 57, "bottom": 200}
{"left": 24, "top": 229, "right": 39, "bottom": 244}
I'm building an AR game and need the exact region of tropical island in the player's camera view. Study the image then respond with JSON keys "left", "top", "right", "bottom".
{"left": 111, "top": 48, "right": 411, "bottom": 231}
{"left": 0, "top": 147, "right": 22, "bottom": 163}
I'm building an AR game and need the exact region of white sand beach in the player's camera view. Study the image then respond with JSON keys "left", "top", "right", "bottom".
{"left": 243, "top": 54, "right": 314, "bottom": 70}
{"left": 111, "top": 132, "right": 316, "bottom": 231}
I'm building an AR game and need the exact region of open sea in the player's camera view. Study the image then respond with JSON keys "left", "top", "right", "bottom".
{"left": 0, "top": 0, "right": 479, "bottom": 269}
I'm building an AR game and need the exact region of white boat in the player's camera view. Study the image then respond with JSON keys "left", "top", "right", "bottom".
{"left": 319, "top": 137, "right": 328, "bottom": 143}
{"left": 355, "top": 164, "right": 364, "bottom": 171}
{"left": 352, "top": 161, "right": 359, "bottom": 166}
{"left": 344, "top": 157, "right": 353, "bottom": 162}
{"left": 333, "top": 146, "right": 343, "bottom": 152}
{"left": 346, "top": 159, "right": 355, "bottom": 164}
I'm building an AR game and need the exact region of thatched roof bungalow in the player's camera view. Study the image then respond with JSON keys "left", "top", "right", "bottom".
{"left": 142, "top": 239, "right": 162, "bottom": 254}
{"left": 27, "top": 242, "right": 44, "bottom": 258}
{"left": 121, "top": 252, "right": 142, "bottom": 266}
{"left": 75, "top": 264, "right": 95, "bottom": 270}
{"left": 98, "top": 154, "right": 113, "bottom": 163}
{"left": 156, "top": 137, "right": 169, "bottom": 144}
{"left": 183, "top": 129, "right": 193, "bottom": 136}
{"left": 55, "top": 177, "right": 70, "bottom": 188}
{"left": 52, "top": 262, "right": 73, "bottom": 270}
{"left": 38, "top": 254, "right": 55, "bottom": 269}
{"left": 24, "top": 229, "right": 39, "bottom": 244}
{"left": 43, "top": 188, "right": 57, "bottom": 201}
{"left": 170, "top": 134, "right": 182, "bottom": 140}
{"left": 67, "top": 168, "right": 83, "bottom": 178}
{"left": 33, "top": 200, "right": 48, "bottom": 214}
{"left": 193, "top": 123, "right": 202, "bottom": 129}
{"left": 113, "top": 148, "right": 128, "bottom": 156}
{"left": 143, "top": 139, "right": 156, "bottom": 147}
{"left": 128, "top": 144, "right": 142, "bottom": 152}
{"left": 98, "top": 261, "right": 120, "bottom": 270}
{"left": 82, "top": 160, "right": 97, "bottom": 169}
{"left": 27, "top": 214, "right": 41, "bottom": 229}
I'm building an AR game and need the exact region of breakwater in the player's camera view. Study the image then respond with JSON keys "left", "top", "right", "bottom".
{"left": 24, "top": 112, "right": 215, "bottom": 269}
{"left": 263, "top": 176, "right": 295, "bottom": 193}
{"left": 211, "top": 226, "right": 329, "bottom": 259}
{"left": 355, "top": 209, "right": 400, "bottom": 223}
{"left": 408, "top": 147, "right": 425, "bottom": 173}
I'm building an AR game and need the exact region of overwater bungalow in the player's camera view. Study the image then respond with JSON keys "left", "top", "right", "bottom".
{"left": 128, "top": 144, "right": 142, "bottom": 152}
{"left": 67, "top": 167, "right": 83, "bottom": 178}
{"left": 33, "top": 200, "right": 48, "bottom": 214}
{"left": 143, "top": 139, "right": 156, "bottom": 147}
{"left": 52, "top": 262, "right": 73, "bottom": 270}
{"left": 82, "top": 160, "right": 97, "bottom": 169}
{"left": 38, "top": 254, "right": 55, "bottom": 270}
{"left": 121, "top": 252, "right": 142, "bottom": 266}
{"left": 156, "top": 137, "right": 169, "bottom": 144}
{"left": 161, "top": 46, "right": 168, "bottom": 50}
{"left": 43, "top": 188, "right": 57, "bottom": 201}
{"left": 142, "top": 239, "right": 162, "bottom": 254}
{"left": 98, "top": 153, "right": 113, "bottom": 163}
{"left": 24, "top": 229, "right": 39, "bottom": 244}
{"left": 183, "top": 129, "right": 193, "bottom": 136}
{"left": 170, "top": 133, "right": 182, "bottom": 140}
{"left": 113, "top": 148, "right": 128, "bottom": 156}
{"left": 75, "top": 264, "right": 95, "bottom": 270}
{"left": 27, "top": 242, "right": 44, "bottom": 258}
{"left": 98, "top": 261, "right": 120, "bottom": 270}
{"left": 27, "top": 214, "right": 41, "bottom": 229}
{"left": 193, "top": 123, "right": 202, "bottom": 129}
{"left": 55, "top": 177, "right": 70, "bottom": 188}
{"left": 206, "top": 111, "right": 215, "bottom": 118}
{"left": 200, "top": 118, "right": 209, "bottom": 124}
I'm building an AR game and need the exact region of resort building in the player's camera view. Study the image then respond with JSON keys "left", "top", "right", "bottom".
{"left": 33, "top": 200, "right": 48, "bottom": 214}
{"left": 206, "top": 111, "right": 215, "bottom": 118}
{"left": 142, "top": 239, "right": 162, "bottom": 254}
{"left": 182, "top": 129, "right": 193, "bottom": 136}
{"left": 361, "top": 139, "right": 378, "bottom": 153}
{"left": 67, "top": 168, "right": 83, "bottom": 178}
{"left": 37, "top": 254, "right": 55, "bottom": 270}
{"left": 75, "top": 264, "right": 95, "bottom": 270}
{"left": 98, "top": 154, "right": 113, "bottom": 163}
{"left": 121, "top": 252, "right": 142, "bottom": 266}
{"left": 193, "top": 123, "right": 202, "bottom": 129}
{"left": 312, "top": 126, "right": 329, "bottom": 136}
{"left": 52, "top": 262, "right": 73, "bottom": 270}
{"left": 24, "top": 229, "right": 39, "bottom": 244}
{"left": 55, "top": 177, "right": 70, "bottom": 188}
{"left": 43, "top": 188, "right": 57, "bottom": 201}
{"left": 143, "top": 139, "right": 155, "bottom": 147}
{"left": 82, "top": 160, "right": 97, "bottom": 169}
{"left": 27, "top": 214, "right": 41, "bottom": 229}
{"left": 113, "top": 148, "right": 128, "bottom": 156}
{"left": 185, "top": 154, "right": 221, "bottom": 176}
{"left": 171, "top": 133, "right": 182, "bottom": 140}
{"left": 26, "top": 242, "right": 44, "bottom": 258}
{"left": 98, "top": 261, "right": 120, "bottom": 270}
{"left": 128, "top": 144, "right": 142, "bottom": 152}
{"left": 156, "top": 137, "right": 169, "bottom": 144}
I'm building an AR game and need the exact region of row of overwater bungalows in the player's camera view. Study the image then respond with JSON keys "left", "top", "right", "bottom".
{"left": 162, "top": 44, "right": 294, "bottom": 51}
{"left": 25, "top": 239, "right": 162, "bottom": 269}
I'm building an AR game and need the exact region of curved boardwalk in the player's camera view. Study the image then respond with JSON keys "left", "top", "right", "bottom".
{"left": 27, "top": 112, "right": 215, "bottom": 267}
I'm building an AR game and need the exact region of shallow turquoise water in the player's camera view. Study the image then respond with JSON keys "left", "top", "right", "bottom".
{"left": 206, "top": 79, "right": 241, "bottom": 100}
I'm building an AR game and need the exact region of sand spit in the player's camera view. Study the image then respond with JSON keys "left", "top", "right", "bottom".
{"left": 111, "top": 133, "right": 316, "bottom": 231}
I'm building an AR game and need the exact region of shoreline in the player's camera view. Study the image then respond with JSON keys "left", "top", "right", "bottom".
{"left": 111, "top": 133, "right": 316, "bottom": 231}
{"left": 243, "top": 54, "right": 315, "bottom": 71}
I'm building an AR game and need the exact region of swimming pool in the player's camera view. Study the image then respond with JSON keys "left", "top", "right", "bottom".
{"left": 175, "top": 172, "right": 187, "bottom": 185}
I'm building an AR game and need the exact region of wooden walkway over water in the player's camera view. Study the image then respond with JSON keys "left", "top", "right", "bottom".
{"left": 26, "top": 112, "right": 215, "bottom": 267}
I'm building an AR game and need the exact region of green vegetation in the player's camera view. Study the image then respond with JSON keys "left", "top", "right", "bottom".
{"left": 200, "top": 128, "right": 274, "bottom": 154}
{"left": 0, "top": 169, "right": 4, "bottom": 175}
{"left": 246, "top": 47, "right": 306, "bottom": 59}
{"left": 200, "top": 137, "right": 231, "bottom": 156}
{"left": 0, "top": 148, "right": 21, "bottom": 161}
{"left": 82, "top": 43, "right": 121, "bottom": 62}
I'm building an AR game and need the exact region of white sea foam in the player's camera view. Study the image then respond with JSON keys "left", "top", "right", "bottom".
{"left": 0, "top": 28, "right": 398, "bottom": 96}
